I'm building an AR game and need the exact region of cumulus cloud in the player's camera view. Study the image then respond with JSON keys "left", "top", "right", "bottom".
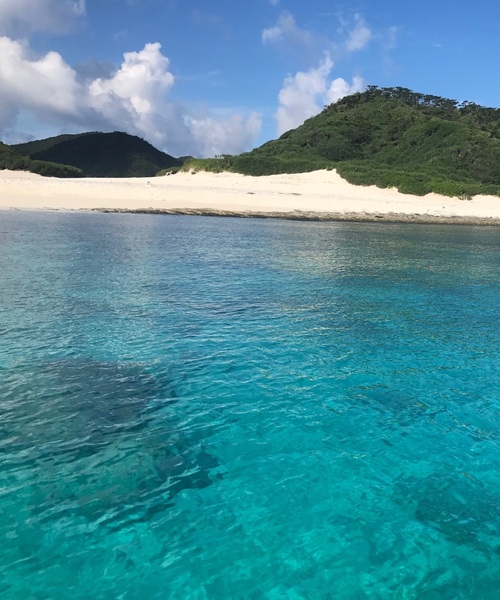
{"left": 263, "top": 11, "right": 371, "bottom": 135}
{"left": 345, "top": 15, "right": 372, "bottom": 52}
{"left": 275, "top": 55, "right": 364, "bottom": 135}
{"left": 325, "top": 76, "right": 364, "bottom": 105}
{"left": 90, "top": 43, "right": 174, "bottom": 104}
{"left": 0, "top": 37, "right": 80, "bottom": 121}
{"left": 0, "top": 0, "right": 261, "bottom": 156}
{"left": 88, "top": 43, "right": 175, "bottom": 146}
{"left": 0, "top": 0, "right": 85, "bottom": 36}
{"left": 276, "top": 56, "right": 332, "bottom": 135}
{"left": 0, "top": 38, "right": 261, "bottom": 157}
{"left": 86, "top": 44, "right": 261, "bottom": 155}
{"left": 188, "top": 112, "right": 262, "bottom": 158}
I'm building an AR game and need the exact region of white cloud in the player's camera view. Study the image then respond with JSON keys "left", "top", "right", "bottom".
{"left": 0, "top": 38, "right": 261, "bottom": 157}
{"left": 188, "top": 112, "right": 262, "bottom": 157}
{"left": 275, "top": 55, "right": 364, "bottom": 135}
{"left": 262, "top": 11, "right": 314, "bottom": 48}
{"left": 0, "top": 37, "right": 80, "bottom": 120}
{"left": 263, "top": 11, "right": 373, "bottom": 58}
{"left": 0, "top": 0, "right": 85, "bottom": 36}
{"left": 325, "top": 76, "right": 364, "bottom": 105}
{"left": 263, "top": 12, "right": 371, "bottom": 135}
{"left": 345, "top": 15, "right": 372, "bottom": 52}
{"left": 276, "top": 55, "right": 332, "bottom": 135}
{"left": 88, "top": 43, "right": 175, "bottom": 146}
{"left": 86, "top": 43, "right": 261, "bottom": 155}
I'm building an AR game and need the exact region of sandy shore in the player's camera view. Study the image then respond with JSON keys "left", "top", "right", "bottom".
{"left": 1, "top": 169, "right": 499, "bottom": 224}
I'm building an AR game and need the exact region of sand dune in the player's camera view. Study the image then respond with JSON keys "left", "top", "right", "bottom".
{"left": 1, "top": 169, "right": 499, "bottom": 224}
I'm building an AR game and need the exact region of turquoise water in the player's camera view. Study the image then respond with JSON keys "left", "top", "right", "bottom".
{"left": 1, "top": 211, "right": 499, "bottom": 599}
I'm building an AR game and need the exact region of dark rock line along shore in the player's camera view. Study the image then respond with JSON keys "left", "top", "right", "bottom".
{"left": 94, "top": 207, "right": 500, "bottom": 226}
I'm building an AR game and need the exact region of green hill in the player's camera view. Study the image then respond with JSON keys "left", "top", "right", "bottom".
{"left": 185, "top": 87, "right": 500, "bottom": 197}
{"left": 13, "top": 132, "right": 181, "bottom": 178}
{"left": 0, "top": 142, "right": 83, "bottom": 177}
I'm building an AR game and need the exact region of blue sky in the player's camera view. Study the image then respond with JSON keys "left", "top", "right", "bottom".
{"left": 0, "top": 0, "right": 498, "bottom": 157}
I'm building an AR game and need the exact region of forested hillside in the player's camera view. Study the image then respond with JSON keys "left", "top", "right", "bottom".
{"left": 184, "top": 87, "right": 500, "bottom": 197}
{"left": 0, "top": 142, "right": 83, "bottom": 177}
{"left": 13, "top": 132, "right": 181, "bottom": 178}
{"left": 5, "top": 87, "right": 500, "bottom": 195}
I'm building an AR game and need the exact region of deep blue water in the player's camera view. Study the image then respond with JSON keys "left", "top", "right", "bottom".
{"left": 0, "top": 211, "right": 499, "bottom": 599}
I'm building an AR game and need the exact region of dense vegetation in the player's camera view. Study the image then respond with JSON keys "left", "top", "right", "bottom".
{"left": 13, "top": 132, "right": 181, "bottom": 178}
{"left": 4, "top": 88, "right": 500, "bottom": 195}
{"left": 0, "top": 142, "right": 83, "bottom": 177}
{"left": 183, "top": 87, "right": 500, "bottom": 197}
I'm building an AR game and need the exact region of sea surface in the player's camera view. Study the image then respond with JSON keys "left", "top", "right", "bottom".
{"left": 0, "top": 211, "right": 499, "bottom": 599}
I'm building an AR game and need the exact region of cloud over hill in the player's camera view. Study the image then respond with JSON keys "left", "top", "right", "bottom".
{"left": 0, "top": 2, "right": 261, "bottom": 157}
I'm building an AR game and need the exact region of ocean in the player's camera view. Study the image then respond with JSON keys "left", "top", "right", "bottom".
{"left": 1, "top": 211, "right": 499, "bottom": 599}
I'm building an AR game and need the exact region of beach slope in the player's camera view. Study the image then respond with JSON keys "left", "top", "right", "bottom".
{"left": 1, "top": 169, "right": 499, "bottom": 224}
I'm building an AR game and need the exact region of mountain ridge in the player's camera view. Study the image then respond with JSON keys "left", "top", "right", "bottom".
{"left": 12, "top": 132, "right": 181, "bottom": 178}
{"left": 3, "top": 87, "right": 500, "bottom": 197}
{"left": 183, "top": 86, "right": 500, "bottom": 197}
{"left": 0, "top": 142, "right": 84, "bottom": 178}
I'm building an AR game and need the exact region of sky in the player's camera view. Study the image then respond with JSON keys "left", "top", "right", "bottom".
{"left": 0, "top": 0, "right": 499, "bottom": 157}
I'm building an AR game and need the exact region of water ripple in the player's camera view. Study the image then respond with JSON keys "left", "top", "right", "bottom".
{"left": 0, "top": 213, "right": 499, "bottom": 598}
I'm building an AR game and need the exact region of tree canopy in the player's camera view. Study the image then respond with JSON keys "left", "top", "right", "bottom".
{"left": 183, "top": 86, "right": 500, "bottom": 197}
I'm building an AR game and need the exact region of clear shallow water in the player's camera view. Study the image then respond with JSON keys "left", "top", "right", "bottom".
{"left": 0, "top": 211, "right": 499, "bottom": 599}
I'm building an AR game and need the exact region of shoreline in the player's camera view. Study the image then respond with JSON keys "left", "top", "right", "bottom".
{"left": 1, "top": 169, "right": 499, "bottom": 226}
{"left": 95, "top": 207, "right": 500, "bottom": 226}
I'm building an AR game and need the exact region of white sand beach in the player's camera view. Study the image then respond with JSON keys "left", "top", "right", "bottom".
{"left": 1, "top": 169, "right": 499, "bottom": 224}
